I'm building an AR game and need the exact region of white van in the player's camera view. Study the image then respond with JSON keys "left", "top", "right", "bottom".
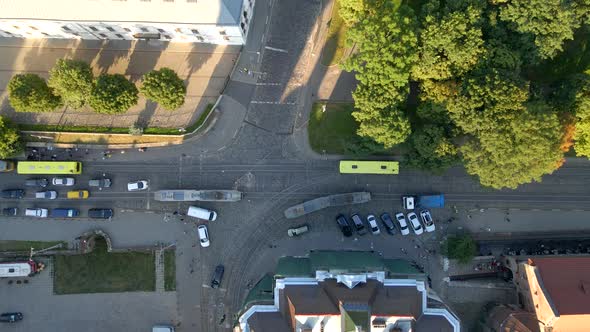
{"left": 152, "top": 325, "right": 175, "bottom": 332}
{"left": 187, "top": 206, "right": 217, "bottom": 221}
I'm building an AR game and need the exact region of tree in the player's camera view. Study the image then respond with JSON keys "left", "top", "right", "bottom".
{"left": 7, "top": 74, "right": 61, "bottom": 113}
{"left": 405, "top": 124, "right": 459, "bottom": 173}
{"left": 498, "top": 0, "right": 582, "bottom": 59}
{"left": 413, "top": 4, "right": 485, "bottom": 82}
{"left": 139, "top": 68, "right": 186, "bottom": 111}
{"left": 353, "top": 107, "right": 412, "bottom": 148}
{"left": 47, "top": 59, "right": 94, "bottom": 109}
{"left": 461, "top": 103, "right": 565, "bottom": 189}
{"left": 89, "top": 74, "right": 138, "bottom": 114}
{"left": 442, "top": 234, "right": 477, "bottom": 264}
{"left": 573, "top": 75, "right": 590, "bottom": 156}
{"left": 0, "top": 117, "right": 21, "bottom": 158}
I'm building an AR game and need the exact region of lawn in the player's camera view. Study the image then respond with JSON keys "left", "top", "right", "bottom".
{"left": 308, "top": 102, "right": 359, "bottom": 154}
{"left": 0, "top": 240, "right": 66, "bottom": 252}
{"left": 321, "top": 0, "right": 348, "bottom": 66}
{"left": 164, "top": 250, "right": 176, "bottom": 291}
{"left": 53, "top": 238, "right": 155, "bottom": 294}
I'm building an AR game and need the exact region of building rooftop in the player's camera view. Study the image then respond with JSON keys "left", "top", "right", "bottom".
{"left": 0, "top": 0, "right": 243, "bottom": 25}
{"left": 531, "top": 257, "right": 590, "bottom": 315}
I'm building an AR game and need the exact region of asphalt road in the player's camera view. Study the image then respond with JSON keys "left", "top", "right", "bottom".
{"left": 3, "top": 0, "right": 590, "bottom": 331}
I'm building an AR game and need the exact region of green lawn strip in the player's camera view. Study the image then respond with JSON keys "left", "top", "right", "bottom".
{"left": 308, "top": 102, "right": 359, "bottom": 154}
{"left": 164, "top": 250, "right": 176, "bottom": 291}
{"left": 0, "top": 240, "right": 67, "bottom": 252}
{"left": 53, "top": 239, "right": 155, "bottom": 294}
{"left": 321, "top": 0, "right": 348, "bottom": 66}
{"left": 185, "top": 103, "right": 215, "bottom": 133}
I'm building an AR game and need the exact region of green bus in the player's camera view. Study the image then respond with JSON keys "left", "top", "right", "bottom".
{"left": 339, "top": 160, "right": 399, "bottom": 175}
{"left": 17, "top": 161, "right": 82, "bottom": 175}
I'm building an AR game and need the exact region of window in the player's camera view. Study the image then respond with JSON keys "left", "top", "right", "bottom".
{"left": 29, "top": 26, "right": 38, "bottom": 30}
{"left": 219, "top": 30, "right": 226, "bottom": 35}
{"left": 62, "top": 26, "right": 71, "bottom": 31}
{"left": 99, "top": 33, "right": 107, "bottom": 38}
{"left": 106, "top": 27, "right": 115, "bottom": 32}
{"left": 243, "top": 11, "right": 247, "bottom": 18}
{"left": 115, "top": 33, "right": 124, "bottom": 38}
{"left": 41, "top": 32, "right": 49, "bottom": 36}
{"left": 352, "top": 165, "right": 358, "bottom": 169}
{"left": 157, "top": 28, "right": 165, "bottom": 33}
{"left": 191, "top": 29, "right": 200, "bottom": 35}
{"left": 197, "top": 36, "right": 204, "bottom": 42}
{"left": 9, "top": 268, "right": 15, "bottom": 273}
{"left": 163, "top": 35, "right": 171, "bottom": 39}
{"left": 241, "top": 23, "right": 245, "bottom": 30}
{"left": 123, "top": 28, "right": 131, "bottom": 32}
{"left": 140, "top": 27, "right": 149, "bottom": 32}
{"left": 13, "top": 25, "right": 20, "bottom": 29}
{"left": 89, "top": 26, "right": 98, "bottom": 31}
{"left": 381, "top": 165, "right": 387, "bottom": 170}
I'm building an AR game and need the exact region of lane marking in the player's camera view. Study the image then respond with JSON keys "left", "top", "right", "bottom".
{"left": 255, "top": 83, "right": 282, "bottom": 86}
{"left": 251, "top": 101, "right": 296, "bottom": 105}
{"left": 264, "top": 46, "right": 288, "bottom": 53}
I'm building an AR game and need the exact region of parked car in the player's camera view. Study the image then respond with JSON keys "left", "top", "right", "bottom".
{"left": 88, "top": 208, "right": 113, "bottom": 219}
{"left": 25, "top": 178, "right": 48, "bottom": 187}
{"left": 35, "top": 190, "right": 57, "bottom": 200}
{"left": 351, "top": 213, "right": 367, "bottom": 235}
{"left": 287, "top": 224, "right": 309, "bottom": 237}
{"left": 0, "top": 189, "right": 25, "bottom": 199}
{"left": 407, "top": 212, "right": 423, "bottom": 235}
{"left": 379, "top": 213, "right": 396, "bottom": 235}
{"left": 127, "top": 180, "right": 148, "bottom": 191}
{"left": 395, "top": 212, "right": 410, "bottom": 236}
{"left": 0, "top": 312, "right": 23, "bottom": 323}
{"left": 2, "top": 207, "right": 17, "bottom": 216}
{"left": 152, "top": 325, "right": 175, "bottom": 332}
{"left": 211, "top": 264, "right": 225, "bottom": 289}
{"left": 51, "top": 208, "right": 79, "bottom": 218}
{"left": 366, "top": 214, "right": 380, "bottom": 235}
{"left": 187, "top": 206, "right": 217, "bottom": 221}
{"left": 198, "top": 225, "right": 210, "bottom": 247}
{"left": 419, "top": 209, "right": 436, "bottom": 232}
{"left": 402, "top": 196, "right": 415, "bottom": 210}
{"left": 25, "top": 208, "right": 48, "bottom": 218}
{"left": 336, "top": 214, "right": 353, "bottom": 237}
{"left": 89, "top": 178, "right": 111, "bottom": 188}
{"left": 52, "top": 177, "right": 75, "bottom": 186}
{"left": 67, "top": 190, "right": 89, "bottom": 199}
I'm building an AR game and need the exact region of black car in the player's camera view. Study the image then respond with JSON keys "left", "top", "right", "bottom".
{"left": 0, "top": 312, "right": 23, "bottom": 323}
{"left": 380, "top": 213, "right": 396, "bottom": 235}
{"left": 88, "top": 208, "right": 113, "bottom": 219}
{"left": 2, "top": 207, "right": 17, "bottom": 216}
{"left": 336, "top": 214, "right": 353, "bottom": 237}
{"left": 211, "top": 264, "right": 225, "bottom": 289}
{"left": 0, "top": 189, "right": 25, "bottom": 199}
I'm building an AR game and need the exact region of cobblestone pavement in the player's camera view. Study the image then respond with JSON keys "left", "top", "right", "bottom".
{"left": 0, "top": 38, "right": 239, "bottom": 128}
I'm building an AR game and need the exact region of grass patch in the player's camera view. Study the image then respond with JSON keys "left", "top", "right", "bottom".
{"left": 0, "top": 240, "right": 66, "bottom": 252}
{"left": 164, "top": 250, "right": 176, "bottom": 291}
{"left": 321, "top": 0, "right": 349, "bottom": 66}
{"left": 308, "top": 102, "right": 359, "bottom": 154}
{"left": 185, "top": 103, "right": 215, "bottom": 133}
{"left": 53, "top": 238, "right": 155, "bottom": 294}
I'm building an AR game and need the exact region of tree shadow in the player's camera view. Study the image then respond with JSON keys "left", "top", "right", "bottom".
{"left": 136, "top": 99, "right": 158, "bottom": 128}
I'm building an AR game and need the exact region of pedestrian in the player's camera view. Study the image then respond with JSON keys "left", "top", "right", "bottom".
{"left": 180, "top": 218, "right": 185, "bottom": 222}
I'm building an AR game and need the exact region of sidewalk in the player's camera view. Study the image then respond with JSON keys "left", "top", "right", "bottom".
{"left": 0, "top": 37, "right": 239, "bottom": 129}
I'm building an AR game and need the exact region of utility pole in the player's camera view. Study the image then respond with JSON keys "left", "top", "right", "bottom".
{"left": 29, "top": 243, "right": 64, "bottom": 259}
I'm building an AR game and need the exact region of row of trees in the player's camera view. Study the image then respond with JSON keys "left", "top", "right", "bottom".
{"left": 7, "top": 59, "right": 186, "bottom": 114}
{"left": 339, "top": 0, "right": 590, "bottom": 189}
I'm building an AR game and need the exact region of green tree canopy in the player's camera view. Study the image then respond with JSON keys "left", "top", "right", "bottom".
{"left": 0, "top": 117, "right": 21, "bottom": 158}
{"left": 47, "top": 59, "right": 94, "bottom": 109}
{"left": 461, "top": 103, "right": 564, "bottom": 189}
{"left": 498, "top": 0, "right": 584, "bottom": 59}
{"left": 442, "top": 234, "right": 477, "bottom": 264}
{"left": 405, "top": 124, "right": 459, "bottom": 173}
{"left": 139, "top": 68, "right": 186, "bottom": 111}
{"left": 353, "top": 107, "right": 412, "bottom": 148}
{"left": 573, "top": 75, "right": 590, "bottom": 156}
{"left": 7, "top": 74, "right": 61, "bottom": 113}
{"left": 89, "top": 74, "right": 138, "bottom": 114}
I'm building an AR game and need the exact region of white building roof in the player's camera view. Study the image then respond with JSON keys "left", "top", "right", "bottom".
{"left": 0, "top": 0, "right": 243, "bottom": 25}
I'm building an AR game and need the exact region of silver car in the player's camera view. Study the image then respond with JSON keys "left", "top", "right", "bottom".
{"left": 35, "top": 191, "right": 57, "bottom": 199}
{"left": 52, "top": 177, "right": 75, "bottom": 186}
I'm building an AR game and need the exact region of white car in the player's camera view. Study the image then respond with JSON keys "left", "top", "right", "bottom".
{"left": 25, "top": 208, "right": 48, "bottom": 218}
{"left": 407, "top": 212, "right": 423, "bottom": 235}
{"left": 52, "top": 177, "right": 75, "bottom": 186}
{"left": 127, "top": 180, "right": 149, "bottom": 191}
{"left": 395, "top": 212, "right": 411, "bottom": 236}
{"left": 366, "top": 214, "right": 380, "bottom": 235}
{"left": 420, "top": 210, "right": 436, "bottom": 232}
{"left": 198, "top": 225, "right": 210, "bottom": 248}
{"left": 35, "top": 191, "right": 57, "bottom": 200}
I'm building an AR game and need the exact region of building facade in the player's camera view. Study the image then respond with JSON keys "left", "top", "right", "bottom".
{"left": 0, "top": 0, "right": 254, "bottom": 44}
{"left": 238, "top": 251, "right": 460, "bottom": 332}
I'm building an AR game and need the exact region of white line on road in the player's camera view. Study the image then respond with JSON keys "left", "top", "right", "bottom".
{"left": 251, "top": 101, "right": 296, "bottom": 105}
{"left": 255, "top": 83, "right": 282, "bottom": 86}
{"left": 266, "top": 15, "right": 270, "bottom": 25}
{"left": 264, "top": 46, "right": 288, "bottom": 53}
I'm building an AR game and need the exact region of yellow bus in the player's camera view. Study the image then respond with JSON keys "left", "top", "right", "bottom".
{"left": 339, "top": 160, "right": 399, "bottom": 175}
{"left": 17, "top": 161, "right": 82, "bottom": 175}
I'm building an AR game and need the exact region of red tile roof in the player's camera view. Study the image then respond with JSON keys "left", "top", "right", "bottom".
{"left": 532, "top": 257, "right": 590, "bottom": 315}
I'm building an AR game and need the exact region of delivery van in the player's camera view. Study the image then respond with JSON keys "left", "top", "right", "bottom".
{"left": 187, "top": 206, "right": 217, "bottom": 221}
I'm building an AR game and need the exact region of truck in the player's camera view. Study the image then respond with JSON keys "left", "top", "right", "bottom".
{"left": 403, "top": 194, "right": 444, "bottom": 209}
{"left": 154, "top": 190, "right": 242, "bottom": 202}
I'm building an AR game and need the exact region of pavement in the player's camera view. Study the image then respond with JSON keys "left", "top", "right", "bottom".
{"left": 0, "top": 38, "right": 239, "bottom": 128}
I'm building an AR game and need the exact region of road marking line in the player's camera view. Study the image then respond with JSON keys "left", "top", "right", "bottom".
{"left": 255, "top": 83, "right": 282, "bottom": 86}
{"left": 251, "top": 101, "right": 296, "bottom": 105}
{"left": 266, "top": 15, "right": 269, "bottom": 25}
{"left": 264, "top": 46, "right": 288, "bottom": 53}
